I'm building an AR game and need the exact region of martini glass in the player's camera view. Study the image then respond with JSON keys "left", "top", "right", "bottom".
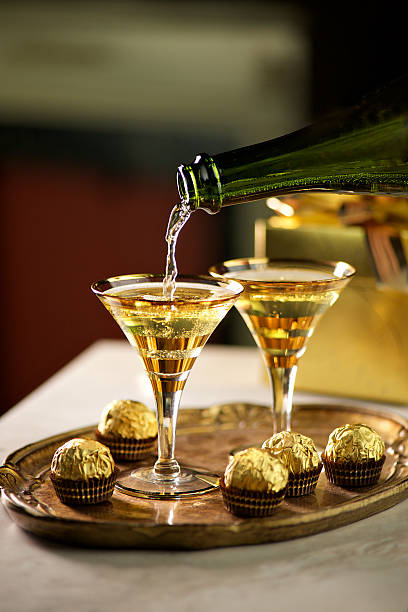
{"left": 209, "top": 258, "right": 355, "bottom": 433}
{"left": 91, "top": 273, "right": 243, "bottom": 499}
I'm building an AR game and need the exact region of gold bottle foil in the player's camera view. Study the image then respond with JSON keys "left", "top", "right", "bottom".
{"left": 97, "top": 399, "right": 158, "bottom": 439}
{"left": 324, "top": 424, "right": 385, "bottom": 463}
{"left": 262, "top": 431, "right": 320, "bottom": 474}
{"left": 51, "top": 438, "right": 115, "bottom": 480}
{"left": 224, "top": 447, "right": 288, "bottom": 493}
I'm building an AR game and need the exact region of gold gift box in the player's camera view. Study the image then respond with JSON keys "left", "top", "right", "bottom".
{"left": 254, "top": 194, "right": 408, "bottom": 405}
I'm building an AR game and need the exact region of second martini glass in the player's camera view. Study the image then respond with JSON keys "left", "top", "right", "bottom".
{"left": 91, "top": 273, "right": 243, "bottom": 498}
{"left": 209, "top": 258, "right": 355, "bottom": 433}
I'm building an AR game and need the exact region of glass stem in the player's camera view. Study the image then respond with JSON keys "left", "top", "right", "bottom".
{"left": 267, "top": 365, "right": 298, "bottom": 433}
{"left": 152, "top": 382, "right": 182, "bottom": 481}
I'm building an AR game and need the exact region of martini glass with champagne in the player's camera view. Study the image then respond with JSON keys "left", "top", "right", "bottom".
{"left": 92, "top": 273, "right": 243, "bottom": 498}
{"left": 209, "top": 258, "right": 355, "bottom": 433}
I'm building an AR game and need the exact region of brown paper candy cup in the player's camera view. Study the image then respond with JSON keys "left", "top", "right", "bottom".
{"left": 219, "top": 477, "right": 287, "bottom": 518}
{"left": 322, "top": 453, "right": 386, "bottom": 488}
{"left": 95, "top": 430, "right": 157, "bottom": 461}
{"left": 286, "top": 463, "right": 323, "bottom": 497}
{"left": 50, "top": 467, "right": 119, "bottom": 505}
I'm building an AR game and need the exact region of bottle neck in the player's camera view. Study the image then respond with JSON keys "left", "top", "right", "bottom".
{"left": 177, "top": 153, "right": 223, "bottom": 213}
{"left": 176, "top": 75, "right": 408, "bottom": 213}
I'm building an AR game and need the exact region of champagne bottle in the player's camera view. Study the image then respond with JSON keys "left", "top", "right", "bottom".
{"left": 177, "top": 75, "right": 408, "bottom": 214}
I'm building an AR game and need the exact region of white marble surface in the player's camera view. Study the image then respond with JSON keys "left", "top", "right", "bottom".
{"left": 1, "top": 340, "right": 408, "bottom": 612}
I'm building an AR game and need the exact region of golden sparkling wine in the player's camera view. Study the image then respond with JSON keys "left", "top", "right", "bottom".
{"left": 101, "top": 281, "right": 237, "bottom": 394}
{"left": 210, "top": 258, "right": 355, "bottom": 433}
{"left": 92, "top": 273, "right": 243, "bottom": 498}
{"left": 227, "top": 267, "right": 341, "bottom": 369}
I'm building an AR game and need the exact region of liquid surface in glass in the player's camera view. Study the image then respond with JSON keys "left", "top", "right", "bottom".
{"left": 225, "top": 267, "right": 336, "bottom": 282}
{"left": 224, "top": 266, "right": 344, "bottom": 369}
{"left": 100, "top": 281, "right": 238, "bottom": 392}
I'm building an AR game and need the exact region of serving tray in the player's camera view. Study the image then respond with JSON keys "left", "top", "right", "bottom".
{"left": 1, "top": 402, "right": 408, "bottom": 549}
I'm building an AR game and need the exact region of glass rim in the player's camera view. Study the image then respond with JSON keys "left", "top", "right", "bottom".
{"left": 91, "top": 273, "right": 244, "bottom": 304}
{"left": 208, "top": 257, "right": 356, "bottom": 286}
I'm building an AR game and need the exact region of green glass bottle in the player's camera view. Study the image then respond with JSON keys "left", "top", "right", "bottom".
{"left": 177, "top": 75, "right": 408, "bottom": 213}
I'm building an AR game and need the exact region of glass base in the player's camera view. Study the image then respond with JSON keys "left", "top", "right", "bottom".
{"left": 115, "top": 465, "right": 220, "bottom": 499}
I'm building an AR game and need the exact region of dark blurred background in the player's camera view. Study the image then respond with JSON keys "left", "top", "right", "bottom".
{"left": 0, "top": 1, "right": 406, "bottom": 414}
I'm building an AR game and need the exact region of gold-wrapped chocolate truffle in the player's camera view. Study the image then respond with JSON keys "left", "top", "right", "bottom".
{"left": 262, "top": 431, "right": 320, "bottom": 474}
{"left": 50, "top": 438, "right": 117, "bottom": 505}
{"left": 95, "top": 399, "right": 157, "bottom": 461}
{"left": 262, "top": 431, "right": 322, "bottom": 497}
{"left": 219, "top": 447, "right": 288, "bottom": 517}
{"left": 224, "top": 447, "right": 288, "bottom": 493}
{"left": 322, "top": 423, "right": 386, "bottom": 488}
{"left": 97, "top": 399, "right": 157, "bottom": 440}
{"left": 324, "top": 423, "right": 385, "bottom": 462}
{"left": 51, "top": 438, "right": 115, "bottom": 480}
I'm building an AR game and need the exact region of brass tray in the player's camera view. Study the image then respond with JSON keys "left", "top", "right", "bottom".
{"left": 1, "top": 403, "right": 408, "bottom": 550}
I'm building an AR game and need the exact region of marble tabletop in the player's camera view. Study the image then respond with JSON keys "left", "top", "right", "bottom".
{"left": 1, "top": 340, "right": 408, "bottom": 612}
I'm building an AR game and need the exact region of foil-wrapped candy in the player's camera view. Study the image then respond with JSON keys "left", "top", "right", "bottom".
{"left": 51, "top": 438, "right": 115, "bottom": 480}
{"left": 262, "top": 431, "right": 320, "bottom": 474}
{"left": 97, "top": 399, "right": 157, "bottom": 439}
{"left": 224, "top": 447, "right": 288, "bottom": 493}
{"left": 324, "top": 423, "right": 385, "bottom": 463}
